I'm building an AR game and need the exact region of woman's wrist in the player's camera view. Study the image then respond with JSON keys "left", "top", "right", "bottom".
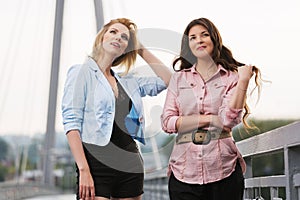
{"left": 138, "top": 48, "right": 144, "bottom": 57}
{"left": 79, "top": 166, "right": 90, "bottom": 173}
{"left": 237, "top": 87, "right": 248, "bottom": 91}
{"left": 198, "top": 114, "right": 210, "bottom": 127}
{"left": 138, "top": 43, "right": 145, "bottom": 57}
{"left": 236, "top": 80, "right": 249, "bottom": 91}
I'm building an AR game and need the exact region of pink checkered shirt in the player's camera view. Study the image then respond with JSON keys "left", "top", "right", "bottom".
{"left": 161, "top": 64, "right": 246, "bottom": 184}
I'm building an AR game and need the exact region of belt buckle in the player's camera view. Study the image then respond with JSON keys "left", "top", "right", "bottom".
{"left": 192, "top": 129, "right": 211, "bottom": 145}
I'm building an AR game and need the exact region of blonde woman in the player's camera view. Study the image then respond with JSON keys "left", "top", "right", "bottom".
{"left": 62, "top": 18, "right": 171, "bottom": 200}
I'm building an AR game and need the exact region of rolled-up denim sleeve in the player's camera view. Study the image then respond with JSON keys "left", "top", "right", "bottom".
{"left": 137, "top": 76, "right": 166, "bottom": 97}
{"left": 218, "top": 81, "right": 243, "bottom": 128}
{"left": 61, "top": 65, "right": 86, "bottom": 134}
{"left": 161, "top": 75, "right": 179, "bottom": 134}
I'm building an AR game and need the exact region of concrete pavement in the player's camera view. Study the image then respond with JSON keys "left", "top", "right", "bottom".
{"left": 24, "top": 194, "right": 76, "bottom": 200}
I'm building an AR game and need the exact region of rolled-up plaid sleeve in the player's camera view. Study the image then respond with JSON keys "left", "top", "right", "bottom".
{"left": 218, "top": 80, "right": 243, "bottom": 128}
{"left": 161, "top": 75, "right": 179, "bottom": 134}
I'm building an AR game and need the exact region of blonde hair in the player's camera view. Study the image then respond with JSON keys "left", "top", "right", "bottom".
{"left": 91, "top": 18, "right": 138, "bottom": 74}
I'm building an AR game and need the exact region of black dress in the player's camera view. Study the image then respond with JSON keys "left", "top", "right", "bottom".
{"left": 77, "top": 80, "right": 144, "bottom": 199}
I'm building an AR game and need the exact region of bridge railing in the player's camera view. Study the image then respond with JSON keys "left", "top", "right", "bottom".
{"left": 237, "top": 121, "right": 300, "bottom": 200}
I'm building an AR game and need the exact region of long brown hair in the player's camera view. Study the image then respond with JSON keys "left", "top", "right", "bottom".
{"left": 91, "top": 18, "right": 138, "bottom": 74}
{"left": 174, "top": 18, "right": 263, "bottom": 128}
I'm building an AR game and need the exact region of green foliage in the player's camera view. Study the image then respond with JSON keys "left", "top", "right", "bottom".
{"left": 0, "top": 137, "right": 8, "bottom": 161}
{"left": 0, "top": 164, "right": 8, "bottom": 182}
{"left": 232, "top": 118, "right": 298, "bottom": 142}
{"left": 57, "top": 165, "right": 76, "bottom": 191}
{"left": 27, "top": 143, "right": 39, "bottom": 170}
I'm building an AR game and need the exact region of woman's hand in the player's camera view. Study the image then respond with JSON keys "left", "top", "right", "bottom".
{"left": 79, "top": 168, "right": 95, "bottom": 200}
{"left": 66, "top": 131, "right": 95, "bottom": 199}
{"left": 210, "top": 115, "right": 231, "bottom": 132}
{"left": 136, "top": 42, "right": 172, "bottom": 85}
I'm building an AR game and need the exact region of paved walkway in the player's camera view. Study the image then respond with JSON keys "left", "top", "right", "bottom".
{"left": 24, "top": 194, "right": 76, "bottom": 200}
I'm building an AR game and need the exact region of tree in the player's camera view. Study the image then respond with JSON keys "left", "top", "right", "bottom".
{"left": 0, "top": 137, "right": 9, "bottom": 181}
{"left": 0, "top": 137, "right": 8, "bottom": 161}
{"left": 232, "top": 118, "right": 297, "bottom": 141}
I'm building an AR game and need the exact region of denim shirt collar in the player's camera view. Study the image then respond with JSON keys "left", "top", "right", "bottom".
{"left": 84, "top": 57, "right": 145, "bottom": 144}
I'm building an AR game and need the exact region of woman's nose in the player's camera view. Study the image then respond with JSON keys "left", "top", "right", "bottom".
{"left": 195, "top": 36, "right": 202, "bottom": 43}
{"left": 115, "top": 34, "right": 122, "bottom": 41}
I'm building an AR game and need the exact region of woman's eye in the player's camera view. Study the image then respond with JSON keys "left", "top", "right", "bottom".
{"left": 121, "top": 34, "right": 129, "bottom": 41}
{"left": 189, "top": 36, "right": 195, "bottom": 41}
{"left": 202, "top": 33, "right": 210, "bottom": 37}
{"left": 110, "top": 30, "right": 116, "bottom": 34}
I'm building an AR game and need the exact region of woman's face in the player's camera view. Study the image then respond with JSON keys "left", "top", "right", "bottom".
{"left": 102, "top": 23, "right": 130, "bottom": 57}
{"left": 188, "top": 25, "right": 214, "bottom": 59}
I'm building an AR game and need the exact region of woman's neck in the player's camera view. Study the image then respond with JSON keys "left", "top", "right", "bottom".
{"left": 195, "top": 59, "right": 218, "bottom": 81}
{"left": 96, "top": 54, "right": 119, "bottom": 97}
{"left": 96, "top": 54, "right": 114, "bottom": 76}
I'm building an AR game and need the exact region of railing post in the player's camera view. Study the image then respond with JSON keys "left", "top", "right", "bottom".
{"left": 243, "top": 156, "right": 253, "bottom": 198}
{"left": 284, "top": 146, "right": 291, "bottom": 200}
{"left": 287, "top": 145, "right": 300, "bottom": 200}
{"left": 293, "top": 173, "right": 300, "bottom": 200}
{"left": 270, "top": 187, "right": 278, "bottom": 199}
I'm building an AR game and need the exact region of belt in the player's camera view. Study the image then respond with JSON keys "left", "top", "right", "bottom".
{"left": 176, "top": 129, "right": 232, "bottom": 145}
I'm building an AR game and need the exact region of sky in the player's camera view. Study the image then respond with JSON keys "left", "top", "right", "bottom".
{"left": 0, "top": 0, "right": 300, "bottom": 136}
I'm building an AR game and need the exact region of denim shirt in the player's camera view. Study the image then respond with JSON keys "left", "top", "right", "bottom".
{"left": 62, "top": 57, "right": 166, "bottom": 145}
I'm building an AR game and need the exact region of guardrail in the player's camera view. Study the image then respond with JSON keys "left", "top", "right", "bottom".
{"left": 237, "top": 121, "right": 300, "bottom": 200}
{"left": 143, "top": 121, "right": 300, "bottom": 200}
